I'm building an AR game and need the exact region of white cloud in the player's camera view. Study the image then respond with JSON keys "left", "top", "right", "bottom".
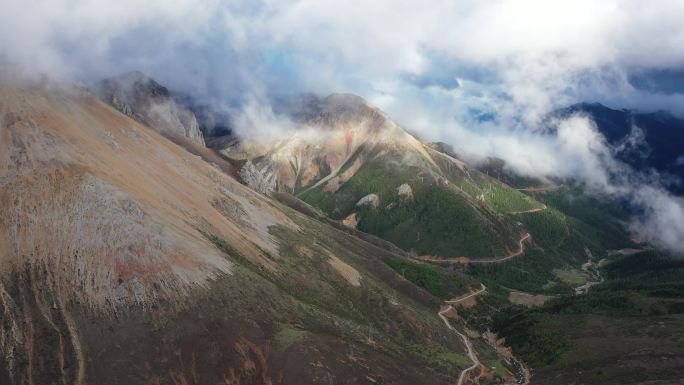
{"left": 232, "top": 97, "right": 296, "bottom": 144}
{"left": 631, "top": 186, "right": 684, "bottom": 253}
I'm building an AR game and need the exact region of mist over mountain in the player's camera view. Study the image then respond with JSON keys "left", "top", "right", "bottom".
{"left": 556, "top": 102, "right": 684, "bottom": 192}
{"left": 91, "top": 71, "right": 206, "bottom": 145}
{"left": 2, "top": 2, "right": 684, "bottom": 385}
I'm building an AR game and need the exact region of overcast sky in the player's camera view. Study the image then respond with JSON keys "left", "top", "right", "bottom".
{"left": 2, "top": 0, "right": 684, "bottom": 252}
{"left": 3, "top": 1, "right": 684, "bottom": 116}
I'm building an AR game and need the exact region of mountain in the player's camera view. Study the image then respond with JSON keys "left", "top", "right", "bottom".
{"left": 212, "top": 92, "right": 676, "bottom": 384}
{"left": 2, "top": 74, "right": 679, "bottom": 385}
{"left": 218, "top": 93, "right": 549, "bottom": 260}
{"left": 90, "top": 71, "right": 205, "bottom": 146}
{"left": 0, "top": 77, "right": 531, "bottom": 384}
{"left": 556, "top": 102, "right": 684, "bottom": 193}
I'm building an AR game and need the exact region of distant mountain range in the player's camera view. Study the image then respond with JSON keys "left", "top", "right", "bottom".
{"left": 556, "top": 102, "right": 684, "bottom": 192}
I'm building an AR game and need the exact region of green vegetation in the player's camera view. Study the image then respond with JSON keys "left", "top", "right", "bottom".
{"left": 552, "top": 268, "right": 589, "bottom": 286}
{"left": 490, "top": 250, "right": 684, "bottom": 370}
{"left": 194, "top": 217, "right": 495, "bottom": 383}
{"left": 300, "top": 156, "right": 418, "bottom": 219}
{"left": 406, "top": 344, "right": 471, "bottom": 367}
{"left": 470, "top": 185, "right": 635, "bottom": 294}
{"left": 431, "top": 150, "right": 544, "bottom": 214}
{"left": 492, "top": 310, "right": 573, "bottom": 367}
{"left": 485, "top": 184, "right": 544, "bottom": 213}
{"left": 598, "top": 251, "right": 684, "bottom": 299}
{"left": 517, "top": 208, "right": 568, "bottom": 250}
{"left": 489, "top": 360, "right": 511, "bottom": 378}
{"left": 474, "top": 157, "right": 543, "bottom": 189}
{"left": 274, "top": 325, "right": 306, "bottom": 351}
{"left": 300, "top": 156, "right": 517, "bottom": 258}
{"left": 384, "top": 256, "right": 471, "bottom": 300}
{"left": 359, "top": 185, "right": 510, "bottom": 258}
{"left": 529, "top": 187, "right": 634, "bottom": 250}
{"left": 469, "top": 248, "right": 575, "bottom": 295}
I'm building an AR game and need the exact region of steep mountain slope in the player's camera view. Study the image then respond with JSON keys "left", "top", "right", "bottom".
{"left": 91, "top": 71, "right": 205, "bottom": 146}
{"left": 222, "top": 94, "right": 539, "bottom": 259}
{"left": 0, "top": 78, "right": 520, "bottom": 384}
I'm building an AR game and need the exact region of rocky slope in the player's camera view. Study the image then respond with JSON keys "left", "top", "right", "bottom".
{"left": 0, "top": 77, "right": 511, "bottom": 384}
{"left": 90, "top": 71, "right": 205, "bottom": 146}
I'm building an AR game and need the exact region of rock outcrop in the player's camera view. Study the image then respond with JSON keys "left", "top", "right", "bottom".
{"left": 356, "top": 193, "right": 380, "bottom": 209}
{"left": 90, "top": 71, "right": 205, "bottom": 146}
{"left": 397, "top": 183, "right": 414, "bottom": 201}
{"left": 238, "top": 160, "right": 277, "bottom": 194}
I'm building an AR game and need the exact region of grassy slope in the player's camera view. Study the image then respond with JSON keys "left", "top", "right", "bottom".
{"left": 430, "top": 153, "right": 545, "bottom": 215}
{"left": 301, "top": 147, "right": 634, "bottom": 295}
{"left": 300, "top": 152, "right": 519, "bottom": 259}
{"left": 468, "top": 187, "right": 634, "bottom": 294}
{"left": 295, "top": 146, "right": 658, "bottom": 383}
{"left": 491, "top": 250, "right": 684, "bottom": 385}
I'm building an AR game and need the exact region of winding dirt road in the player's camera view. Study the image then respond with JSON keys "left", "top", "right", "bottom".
{"left": 516, "top": 185, "right": 560, "bottom": 193}
{"left": 425, "top": 232, "right": 531, "bottom": 385}
{"left": 506, "top": 204, "right": 547, "bottom": 215}
{"left": 469, "top": 233, "right": 531, "bottom": 264}
{"left": 422, "top": 186, "right": 546, "bottom": 383}
{"left": 438, "top": 284, "right": 486, "bottom": 385}
{"left": 445, "top": 283, "right": 487, "bottom": 304}
{"left": 421, "top": 232, "right": 531, "bottom": 265}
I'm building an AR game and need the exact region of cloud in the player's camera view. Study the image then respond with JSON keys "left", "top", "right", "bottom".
{"left": 231, "top": 96, "right": 296, "bottom": 144}
{"left": 1, "top": 0, "right": 684, "bottom": 252}
{"left": 4, "top": 1, "right": 684, "bottom": 110}
{"left": 631, "top": 186, "right": 684, "bottom": 253}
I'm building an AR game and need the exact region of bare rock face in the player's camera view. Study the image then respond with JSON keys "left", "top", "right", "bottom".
{"left": 90, "top": 71, "right": 205, "bottom": 146}
{"left": 341, "top": 212, "right": 359, "bottom": 229}
{"left": 238, "top": 160, "right": 277, "bottom": 194}
{"left": 397, "top": 183, "right": 414, "bottom": 201}
{"left": 356, "top": 193, "right": 380, "bottom": 209}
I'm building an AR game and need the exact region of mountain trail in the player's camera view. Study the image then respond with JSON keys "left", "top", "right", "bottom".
{"left": 438, "top": 304, "right": 481, "bottom": 385}
{"left": 421, "top": 232, "right": 531, "bottom": 265}
{"left": 515, "top": 185, "right": 560, "bottom": 193}
{"left": 506, "top": 204, "right": 547, "bottom": 215}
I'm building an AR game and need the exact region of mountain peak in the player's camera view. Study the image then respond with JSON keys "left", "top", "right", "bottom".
{"left": 90, "top": 72, "right": 204, "bottom": 146}
{"left": 114, "top": 70, "right": 151, "bottom": 83}
{"left": 322, "top": 93, "right": 371, "bottom": 108}
{"left": 92, "top": 71, "right": 170, "bottom": 100}
{"left": 320, "top": 93, "right": 383, "bottom": 117}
